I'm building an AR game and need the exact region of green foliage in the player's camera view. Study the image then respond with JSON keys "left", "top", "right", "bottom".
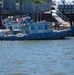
{"left": 16, "top": 0, "right": 45, "bottom": 4}
{"left": 0, "top": 0, "right": 46, "bottom": 4}
{"left": 34, "top": 0, "right": 45, "bottom": 4}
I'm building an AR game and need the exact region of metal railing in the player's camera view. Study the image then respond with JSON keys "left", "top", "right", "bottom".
{"left": 56, "top": 11, "right": 69, "bottom": 22}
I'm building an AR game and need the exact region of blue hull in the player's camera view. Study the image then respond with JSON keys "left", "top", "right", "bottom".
{"left": 71, "top": 26, "right": 74, "bottom": 36}
{"left": 3, "top": 29, "right": 71, "bottom": 40}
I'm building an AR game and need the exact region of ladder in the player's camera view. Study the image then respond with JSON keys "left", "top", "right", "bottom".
{"left": 52, "top": 10, "right": 69, "bottom": 24}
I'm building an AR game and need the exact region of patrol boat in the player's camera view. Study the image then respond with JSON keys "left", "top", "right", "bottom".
{"left": 3, "top": 16, "right": 71, "bottom": 40}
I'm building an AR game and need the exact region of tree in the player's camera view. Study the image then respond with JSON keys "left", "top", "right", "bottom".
{"left": 0, "top": 0, "right": 46, "bottom": 4}
{"left": 16, "top": 0, "right": 45, "bottom": 4}
{"left": 34, "top": 0, "right": 45, "bottom": 4}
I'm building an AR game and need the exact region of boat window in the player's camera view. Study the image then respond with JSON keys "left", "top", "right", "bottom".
{"left": 62, "top": 5, "right": 64, "bottom": 8}
{"left": 19, "top": 26, "right": 22, "bottom": 29}
{"left": 31, "top": 25, "right": 36, "bottom": 30}
{"left": 65, "top": 5, "right": 67, "bottom": 8}
{"left": 68, "top": 9, "right": 70, "bottom": 12}
{"left": 19, "top": 26, "right": 21, "bottom": 29}
{"left": 45, "top": 25, "right": 49, "bottom": 30}
{"left": 38, "top": 25, "right": 43, "bottom": 30}
{"left": 17, "top": 26, "right": 19, "bottom": 29}
{"left": 8, "top": 26, "right": 12, "bottom": 30}
{"left": 69, "top": 5, "right": 71, "bottom": 8}
{"left": 23, "top": 26, "right": 26, "bottom": 30}
{"left": 14, "top": 26, "right": 17, "bottom": 29}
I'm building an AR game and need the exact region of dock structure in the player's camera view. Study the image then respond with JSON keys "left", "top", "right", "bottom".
{"left": 2, "top": 0, "right": 16, "bottom": 10}
{"left": 0, "top": 0, "right": 52, "bottom": 14}
{"left": 0, "top": 0, "right": 74, "bottom": 23}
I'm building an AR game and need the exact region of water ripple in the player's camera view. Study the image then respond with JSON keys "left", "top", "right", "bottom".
{"left": 0, "top": 37, "right": 74, "bottom": 75}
